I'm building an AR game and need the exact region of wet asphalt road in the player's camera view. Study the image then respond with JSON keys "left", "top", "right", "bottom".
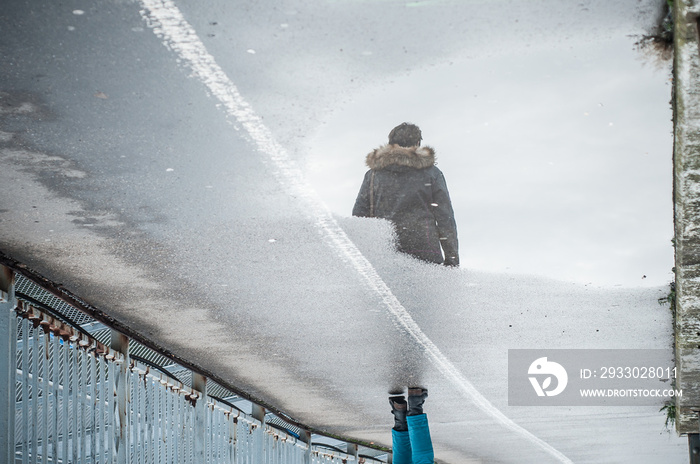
{"left": 0, "top": 0, "right": 687, "bottom": 462}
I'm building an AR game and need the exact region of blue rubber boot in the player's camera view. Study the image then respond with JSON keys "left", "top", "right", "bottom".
{"left": 407, "top": 414, "right": 434, "bottom": 464}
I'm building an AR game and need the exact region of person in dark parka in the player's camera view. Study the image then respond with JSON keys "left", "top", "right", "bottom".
{"left": 352, "top": 123, "right": 459, "bottom": 266}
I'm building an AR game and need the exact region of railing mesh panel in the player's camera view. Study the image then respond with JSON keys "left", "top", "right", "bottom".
{"left": 9, "top": 301, "right": 361, "bottom": 464}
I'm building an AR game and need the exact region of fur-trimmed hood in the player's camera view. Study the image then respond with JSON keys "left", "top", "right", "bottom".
{"left": 365, "top": 144, "right": 436, "bottom": 170}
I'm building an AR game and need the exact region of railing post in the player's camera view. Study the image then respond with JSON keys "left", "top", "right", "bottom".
{"left": 251, "top": 404, "right": 266, "bottom": 464}
{"left": 347, "top": 443, "right": 358, "bottom": 460}
{"left": 0, "top": 265, "right": 16, "bottom": 464}
{"left": 298, "top": 429, "right": 312, "bottom": 464}
{"left": 193, "top": 372, "right": 207, "bottom": 464}
{"left": 111, "top": 330, "right": 129, "bottom": 464}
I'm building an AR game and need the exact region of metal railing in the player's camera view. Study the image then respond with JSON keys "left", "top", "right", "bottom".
{"left": 0, "top": 265, "right": 388, "bottom": 464}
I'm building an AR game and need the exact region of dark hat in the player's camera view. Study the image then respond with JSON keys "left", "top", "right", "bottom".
{"left": 388, "top": 123, "right": 422, "bottom": 147}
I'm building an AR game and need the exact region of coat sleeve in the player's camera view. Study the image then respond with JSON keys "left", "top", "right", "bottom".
{"left": 431, "top": 169, "right": 459, "bottom": 267}
{"left": 352, "top": 170, "right": 372, "bottom": 217}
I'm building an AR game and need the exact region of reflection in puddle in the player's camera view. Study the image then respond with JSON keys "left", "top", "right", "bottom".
{"left": 308, "top": 36, "right": 672, "bottom": 287}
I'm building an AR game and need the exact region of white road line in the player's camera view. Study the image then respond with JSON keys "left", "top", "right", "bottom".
{"left": 138, "top": 1, "right": 573, "bottom": 462}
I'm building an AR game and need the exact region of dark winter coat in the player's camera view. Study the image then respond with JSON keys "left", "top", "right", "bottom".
{"left": 352, "top": 144, "right": 459, "bottom": 266}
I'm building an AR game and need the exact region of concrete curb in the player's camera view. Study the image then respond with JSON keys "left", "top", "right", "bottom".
{"left": 674, "top": 0, "right": 700, "bottom": 436}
